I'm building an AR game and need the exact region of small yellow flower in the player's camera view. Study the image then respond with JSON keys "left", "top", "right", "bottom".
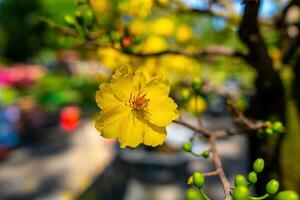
{"left": 95, "top": 66, "right": 179, "bottom": 148}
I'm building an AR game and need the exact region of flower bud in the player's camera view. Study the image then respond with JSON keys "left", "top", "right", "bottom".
{"left": 192, "top": 77, "right": 201, "bottom": 91}
{"left": 234, "top": 175, "right": 247, "bottom": 187}
{"left": 202, "top": 150, "right": 209, "bottom": 158}
{"left": 192, "top": 171, "right": 205, "bottom": 188}
{"left": 272, "top": 121, "right": 283, "bottom": 133}
{"left": 64, "top": 15, "right": 76, "bottom": 25}
{"left": 253, "top": 158, "right": 264, "bottom": 173}
{"left": 181, "top": 88, "right": 190, "bottom": 102}
{"left": 265, "top": 128, "right": 274, "bottom": 136}
{"left": 266, "top": 179, "right": 279, "bottom": 195}
{"left": 183, "top": 143, "right": 192, "bottom": 152}
{"left": 232, "top": 186, "right": 249, "bottom": 200}
{"left": 185, "top": 188, "right": 201, "bottom": 200}
{"left": 248, "top": 171, "right": 257, "bottom": 184}
{"left": 275, "top": 190, "right": 299, "bottom": 200}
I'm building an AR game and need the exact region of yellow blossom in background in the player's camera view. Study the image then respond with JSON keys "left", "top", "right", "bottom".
{"left": 157, "top": 0, "right": 169, "bottom": 5}
{"left": 143, "top": 36, "right": 168, "bottom": 53}
{"left": 151, "top": 17, "right": 175, "bottom": 36}
{"left": 97, "top": 47, "right": 129, "bottom": 70}
{"left": 90, "top": 0, "right": 108, "bottom": 13}
{"left": 119, "top": 0, "right": 153, "bottom": 18}
{"left": 130, "top": 20, "right": 146, "bottom": 35}
{"left": 187, "top": 96, "right": 207, "bottom": 116}
{"left": 176, "top": 25, "right": 193, "bottom": 42}
{"left": 139, "top": 58, "right": 164, "bottom": 79}
{"left": 95, "top": 66, "right": 179, "bottom": 148}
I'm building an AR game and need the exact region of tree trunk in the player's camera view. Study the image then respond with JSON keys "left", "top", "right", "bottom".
{"left": 238, "top": 0, "right": 286, "bottom": 194}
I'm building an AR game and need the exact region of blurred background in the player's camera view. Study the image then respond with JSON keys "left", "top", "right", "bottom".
{"left": 0, "top": 0, "right": 299, "bottom": 199}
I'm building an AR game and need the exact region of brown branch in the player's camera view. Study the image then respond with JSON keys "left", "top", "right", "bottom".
{"left": 119, "top": 46, "right": 247, "bottom": 59}
{"left": 173, "top": 119, "right": 211, "bottom": 137}
{"left": 210, "top": 134, "right": 232, "bottom": 200}
{"left": 203, "top": 170, "right": 219, "bottom": 177}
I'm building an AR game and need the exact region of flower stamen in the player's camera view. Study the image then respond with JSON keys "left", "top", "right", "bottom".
{"left": 128, "top": 89, "right": 150, "bottom": 110}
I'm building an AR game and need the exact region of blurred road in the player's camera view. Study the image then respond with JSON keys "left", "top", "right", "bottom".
{"left": 0, "top": 121, "right": 114, "bottom": 200}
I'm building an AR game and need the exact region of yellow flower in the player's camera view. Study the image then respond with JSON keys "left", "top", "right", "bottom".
{"left": 151, "top": 17, "right": 175, "bottom": 36}
{"left": 142, "top": 36, "right": 168, "bottom": 53}
{"left": 176, "top": 25, "right": 193, "bottom": 42}
{"left": 95, "top": 66, "right": 179, "bottom": 148}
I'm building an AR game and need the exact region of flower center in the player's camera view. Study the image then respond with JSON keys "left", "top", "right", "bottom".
{"left": 128, "top": 89, "right": 150, "bottom": 110}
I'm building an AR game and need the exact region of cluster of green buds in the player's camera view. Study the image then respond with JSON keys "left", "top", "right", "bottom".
{"left": 258, "top": 121, "right": 284, "bottom": 137}
{"left": 183, "top": 142, "right": 210, "bottom": 158}
{"left": 232, "top": 158, "right": 299, "bottom": 200}
{"left": 64, "top": 1, "right": 95, "bottom": 38}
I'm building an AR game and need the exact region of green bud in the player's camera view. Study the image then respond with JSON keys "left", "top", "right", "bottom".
{"left": 248, "top": 171, "right": 257, "bottom": 184}
{"left": 275, "top": 190, "right": 299, "bottom": 200}
{"left": 133, "top": 35, "right": 142, "bottom": 44}
{"left": 234, "top": 175, "right": 247, "bottom": 187}
{"left": 183, "top": 143, "right": 192, "bottom": 152}
{"left": 265, "top": 128, "right": 274, "bottom": 136}
{"left": 64, "top": 15, "right": 76, "bottom": 25}
{"left": 181, "top": 88, "right": 190, "bottom": 102}
{"left": 202, "top": 150, "right": 209, "bottom": 158}
{"left": 232, "top": 186, "right": 249, "bottom": 200}
{"left": 192, "top": 77, "right": 201, "bottom": 91}
{"left": 185, "top": 188, "right": 201, "bottom": 200}
{"left": 253, "top": 158, "right": 264, "bottom": 173}
{"left": 272, "top": 121, "right": 283, "bottom": 133}
{"left": 192, "top": 171, "right": 205, "bottom": 188}
{"left": 266, "top": 179, "right": 279, "bottom": 195}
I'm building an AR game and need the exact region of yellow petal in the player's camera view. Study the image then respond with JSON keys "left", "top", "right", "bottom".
{"left": 146, "top": 97, "right": 179, "bottom": 126}
{"left": 95, "top": 106, "right": 131, "bottom": 139}
{"left": 118, "top": 111, "right": 145, "bottom": 148}
{"left": 110, "top": 66, "right": 134, "bottom": 101}
{"left": 144, "top": 75, "right": 170, "bottom": 97}
{"left": 96, "top": 83, "right": 123, "bottom": 110}
{"left": 143, "top": 122, "right": 167, "bottom": 146}
{"left": 143, "top": 76, "right": 179, "bottom": 126}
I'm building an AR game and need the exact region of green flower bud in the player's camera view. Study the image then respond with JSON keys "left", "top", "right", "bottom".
{"left": 64, "top": 15, "right": 76, "bottom": 25}
{"left": 272, "top": 121, "right": 283, "bottom": 133}
{"left": 265, "top": 128, "right": 274, "bottom": 136}
{"left": 234, "top": 175, "right": 247, "bottom": 187}
{"left": 183, "top": 143, "right": 192, "bottom": 152}
{"left": 202, "top": 150, "right": 209, "bottom": 158}
{"left": 248, "top": 171, "right": 257, "bottom": 184}
{"left": 192, "top": 171, "right": 205, "bottom": 188}
{"left": 192, "top": 77, "right": 201, "bottom": 91}
{"left": 185, "top": 188, "right": 201, "bottom": 200}
{"left": 181, "top": 88, "right": 190, "bottom": 102}
{"left": 253, "top": 158, "right": 264, "bottom": 173}
{"left": 232, "top": 186, "right": 249, "bottom": 200}
{"left": 266, "top": 179, "right": 279, "bottom": 195}
{"left": 275, "top": 190, "right": 299, "bottom": 200}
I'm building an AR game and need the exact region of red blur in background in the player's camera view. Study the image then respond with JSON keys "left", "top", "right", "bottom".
{"left": 59, "top": 106, "right": 80, "bottom": 132}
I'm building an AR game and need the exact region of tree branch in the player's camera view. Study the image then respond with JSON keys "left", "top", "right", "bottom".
{"left": 118, "top": 46, "right": 247, "bottom": 59}
{"left": 210, "top": 134, "right": 232, "bottom": 200}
